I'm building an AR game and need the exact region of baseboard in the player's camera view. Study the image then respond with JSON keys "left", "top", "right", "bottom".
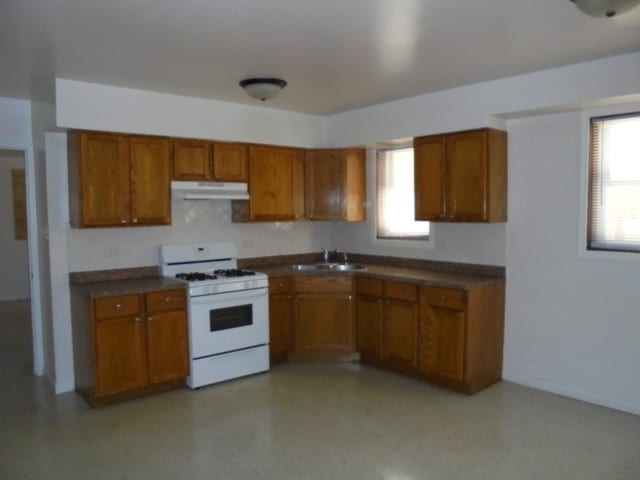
{"left": 503, "top": 369, "right": 640, "bottom": 416}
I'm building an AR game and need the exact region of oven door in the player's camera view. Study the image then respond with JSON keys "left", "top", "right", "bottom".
{"left": 189, "top": 287, "right": 268, "bottom": 359}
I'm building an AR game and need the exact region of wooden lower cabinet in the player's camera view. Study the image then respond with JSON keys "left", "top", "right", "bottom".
{"left": 290, "top": 275, "right": 356, "bottom": 361}
{"left": 269, "top": 276, "right": 293, "bottom": 363}
{"left": 354, "top": 275, "right": 505, "bottom": 394}
{"left": 418, "top": 283, "right": 505, "bottom": 393}
{"left": 71, "top": 287, "right": 189, "bottom": 407}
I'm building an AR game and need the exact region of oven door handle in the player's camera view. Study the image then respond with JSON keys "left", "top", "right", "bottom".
{"left": 190, "top": 287, "right": 267, "bottom": 304}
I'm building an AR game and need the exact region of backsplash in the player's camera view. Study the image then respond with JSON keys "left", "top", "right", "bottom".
{"left": 66, "top": 199, "right": 334, "bottom": 272}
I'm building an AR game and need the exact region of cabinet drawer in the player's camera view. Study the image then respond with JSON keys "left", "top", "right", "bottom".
{"left": 384, "top": 281, "right": 418, "bottom": 302}
{"left": 95, "top": 295, "right": 141, "bottom": 319}
{"left": 145, "top": 289, "right": 186, "bottom": 313}
{"left": 355, "top": 276, "right": 383, "bottom": 296}
{"left": 269, "top": 276, "right": 292, "bottom": 295}
{"left": 421, "top": 286, "right": 465, "bottom": 309}
{"left": 294, "top": 275, "right": 352, "bottom": 293}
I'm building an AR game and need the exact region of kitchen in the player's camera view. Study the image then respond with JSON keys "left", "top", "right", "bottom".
{"left": 1, "top": 1, "right": 640, "bottom": 477}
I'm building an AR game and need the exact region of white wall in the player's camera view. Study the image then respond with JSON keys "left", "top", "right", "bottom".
{"left": 503, "top": 111, "right": 640, "bottom": 415}
{"left": 0, "top": 150, "right": 30, "bottom": 300}
{"left": 56, "top": 79, "right": 329, "bottom": 148}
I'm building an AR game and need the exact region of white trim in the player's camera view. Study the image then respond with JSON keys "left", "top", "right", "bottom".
{"left": 0, "top": 142, "right": 44, "bottom": 376}
{"left": 577, "top": 100, "right": 640, "bottom": 263}
{"left": 503, "top": 370, "right": 640, "bottom": 416}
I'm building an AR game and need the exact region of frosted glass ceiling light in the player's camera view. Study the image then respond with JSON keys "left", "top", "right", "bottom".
{"left": 239, "top": 78, "right": 287, "bottom": 101}
{"left": 570, "top": 0, "right": 640, "bottom": 17}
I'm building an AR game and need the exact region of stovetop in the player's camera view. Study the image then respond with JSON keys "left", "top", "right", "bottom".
{"left": 175, "top": 269, "right": 257, "bottom": 283}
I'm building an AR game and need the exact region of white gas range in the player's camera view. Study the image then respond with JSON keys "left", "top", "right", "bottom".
{"left": 160, "top": 241, "right": 270, "bottom": 389}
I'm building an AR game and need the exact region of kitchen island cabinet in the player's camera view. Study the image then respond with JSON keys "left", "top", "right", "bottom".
{"left": 305, "top": 148, "right": 366, "bottom": 221}
{"left": 232, "top": 145, "right": 305, "bottom": 222}
{"left": 71, "top": 281, "right": 188, "bottom": 407}
{"left": 68, "top": 131, "right": 171, "bottom": 228}
{"left": 414, "top": 128, "right": 507, "bottom": 222}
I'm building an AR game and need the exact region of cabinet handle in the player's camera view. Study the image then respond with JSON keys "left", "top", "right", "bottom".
{"left": 348, "top": 295, "right": 352, "bottom": 300}
{"left": 114, "top": 303, "right": 121, "bottom": 309}
{"left": 147, "top": 316, "right": 153, "bottom": 321}
{"left": 132, "top": 218, "right": 138, "bottom": 224}
{"left": 134, "top": 317, "right": 141, "bottom": 322}
{"left": 120, "top": 219, "right": 127, "bottom": 224}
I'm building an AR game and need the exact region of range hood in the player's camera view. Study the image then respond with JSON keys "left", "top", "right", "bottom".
{"left": 171, "top": 181, "right": 249, "bottom": 200}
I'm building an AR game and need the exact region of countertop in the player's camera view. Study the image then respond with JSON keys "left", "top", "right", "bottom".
{"left": 257, "top": 263, "right": 503, "bottom": 289}
{"left": 70, "top": 276, "right": 188, "bottom": 298}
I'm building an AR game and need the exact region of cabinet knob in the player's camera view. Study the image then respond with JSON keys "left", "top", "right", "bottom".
{"left": 165, "top": 297, "right": 172, "bottom": 302}
{"left": 134, "top": 317, "right": 141, "bottom": 322}
{"left": 120, "top": 219, "right": 127, "bottom": 224}
{"left": 132, "top": 218, "right": 138, "bottom": 224}
{"left": 147, "top": 316, "right": 153, "bottom": 321}
{"left": 115, "top": 303, "right": 121, "bottom": 309}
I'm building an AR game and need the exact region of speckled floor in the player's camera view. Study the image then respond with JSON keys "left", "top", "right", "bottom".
{"left": 1, "top": 299, "right": 639, "bottom": 480}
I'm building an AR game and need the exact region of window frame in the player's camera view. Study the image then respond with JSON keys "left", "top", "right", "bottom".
{"left": 372, "top": 145, "right": 433, "bottom": 248}
{"left": 579, "top": 101, "right": 640, "bottom": 262}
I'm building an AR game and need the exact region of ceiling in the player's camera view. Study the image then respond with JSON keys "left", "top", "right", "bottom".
{"left": 1, "top": 0, "right": 640, "bottom": 115}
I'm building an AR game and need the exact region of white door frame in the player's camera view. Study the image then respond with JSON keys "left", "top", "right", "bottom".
{"left": 0, "top": 142, "right": 43, "bottom": 376}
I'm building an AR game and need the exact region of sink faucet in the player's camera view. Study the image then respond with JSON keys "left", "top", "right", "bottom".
{"left": 320, "top": 246, "right": 329, "bottom": 263}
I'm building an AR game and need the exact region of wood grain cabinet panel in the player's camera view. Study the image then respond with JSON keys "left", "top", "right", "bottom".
{"left": 418, "top": 283, "right": 505, "bottom": 394}
{"left": 94, "top": 314, "right": 147, "bottom": 397}
{"left": 355, "top": 294, "right": 384, "bottom": 360}
{"left": 383, "top": 296, "right": 419, "bottom": 369}
{"left": 172, "top": 139, "right": 213, "bottom": 180}
{"left": 414, "top": 128, "right": 506, "bottom": 223}
{"left": 232, "top": 145, "right": 305, "bottom": 222}
{"left": 213, "top": 142, "right": 248, "bottom": 182}
{"left": 69, "top": 131, "right": 171, "bottom": 228}
{"left": 305, "top": 148, "right": 366, "bottom": 221}
{"left": 294, "top": 293, "right": 353, "bottom": 353}
{"left": 145, "top": 309, "right": 189, "bottom": 384}
{"left": 269, "top": 276, "right": 293, "bottom": 363}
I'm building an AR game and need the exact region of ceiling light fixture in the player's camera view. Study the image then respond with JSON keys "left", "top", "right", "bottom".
{"left": 239, "top": 77, "right": 287, "bottom": 101}
{"left": 569, "top": 0, "right": 640, "bottom": 17}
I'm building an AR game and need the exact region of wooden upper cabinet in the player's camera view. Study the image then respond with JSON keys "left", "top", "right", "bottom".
{"left": 414, "top": 128, "right": 507, "bottom": 223}
{"left": 213, "top": 142, "right": 248, "bottom": 182}
{"left": 172, "top": 139, "right": 213, "bottom": 180}
{"left": 72, "top": 132, "right": 131, "bottom": 227}
{"left": 232, "top": 145, "right": 305, "bottom": 222}
{"left": 305, "top": 148, "right": 366, "bottom": 221}
{"left": 414, "top": 135, "right": 446, "bottom": 221}
{"left": 69, "top": 131, "right": 171, "bottom": 228}
{"left": 130, "top": 136, "right": 171, "bottom": 225}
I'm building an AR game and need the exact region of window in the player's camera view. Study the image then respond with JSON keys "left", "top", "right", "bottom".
{"left": 376, "top": 147, "right": 429, "bottom": 240}
{"left": 588, "top": 112, "right": 640, "bottom": 253}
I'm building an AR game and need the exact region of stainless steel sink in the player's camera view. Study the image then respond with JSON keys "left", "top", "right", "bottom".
{"left": 290, "top": 263, "right": 366, "bottom": 272}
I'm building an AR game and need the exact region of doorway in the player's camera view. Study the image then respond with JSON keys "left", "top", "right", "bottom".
{"left": 0, "top": 146, "right": 43, "bottom": 377}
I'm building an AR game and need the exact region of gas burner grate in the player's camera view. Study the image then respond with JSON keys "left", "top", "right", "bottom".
{"left": 213, "top": 269, "right": 256, "bottom": 277}
{"left": 175, "top": 272, "right": 217, "bottom": 282}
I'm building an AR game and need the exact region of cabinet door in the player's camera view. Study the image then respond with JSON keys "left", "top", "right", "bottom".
{"left": 78, "top": 132, "right": 130, "bottom": 226}
{"left": 248, "top": 145, "right": 305, "bottom": 221}
{"left": 172, "top": 139, "right": 212, "bottom": 180}
{"left": 306, "top": 150, "right": 344, "bottom": 220}
{"left": 130, "top": 136, "right": 171, "bottom": 225}
{"left": 356, "top": 294, "right": 384, "bottom": 360}
{"left": 383, "top": 298, "right": 418, "bottom": 368}
{"left": 414, "top": 135, "right": 446, "bottom": 221}
{"left": 146, "top": 310, "right": 189, "bottom": 384}
{"left": 95, "top": 315, "right": 147, "bottom": 396}
{"left": 213, "top": 143, "right": 248, "bottom": 182}
{"left": 269, "top": 292, "right": 293, "bottom": 362}
{"left": 446, "top": 130, "right": 487, "bottom": 221}
{"left": 294, "top": 293, "right": 353, "bottom": 352}
{"left": 420, "top": 305, "right": 466, "bottom": 381}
